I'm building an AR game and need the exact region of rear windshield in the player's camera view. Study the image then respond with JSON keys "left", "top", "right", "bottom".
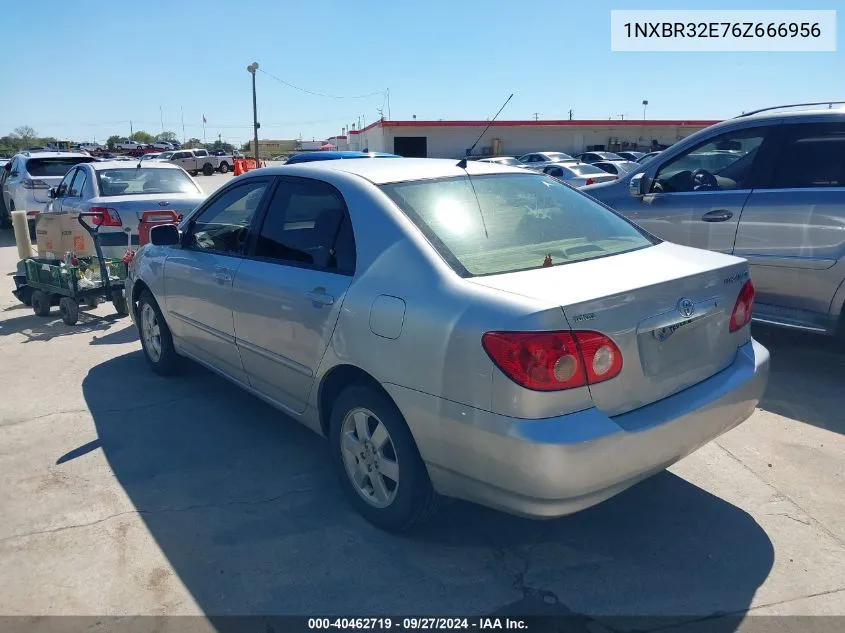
{"left": 381, "top": 173, "right": 655, "bottom": 277}
{"left": 568, "top": 164, "right": 608, "bottom": 176}
{"left": 96, "top": 167, "right": 201, "bottom": 196}
{"left": 25, "top": 157, "right": 95, "bottom": 177}
{"left": 546, "top": 152, "right": 574, "bottom": 161}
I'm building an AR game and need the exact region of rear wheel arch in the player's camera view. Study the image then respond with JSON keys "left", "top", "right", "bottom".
{"left": 318, "top": 364, "right": 394, "bottom": 438}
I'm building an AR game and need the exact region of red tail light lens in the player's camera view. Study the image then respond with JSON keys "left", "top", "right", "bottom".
{"left": 729, "top": 279, "right": 755, "bottom": 332}
{"left": 89, "top": 207, "right": 122, "bottom": 226}
{"left": 585, "top": 178, "right": 594, "bottom": 186}
{"left": 482, "top": 330, "right": 623, "bottom": 391}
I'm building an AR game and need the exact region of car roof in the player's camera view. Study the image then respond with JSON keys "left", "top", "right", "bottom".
{"left": 89, "top": 160, "right": 186, "bottom": 170}
{"left": 19, "top": 151, "right": 91, "bottom": 159}
{"left": 286, "top": 150, "right": 399, "bottom": 163}
{"left": 248, "top": 157, "right": 524, "bottom": 184}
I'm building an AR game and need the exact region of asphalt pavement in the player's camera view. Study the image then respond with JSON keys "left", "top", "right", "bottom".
{"left": 0, "top": 171, "right": 843, "bottom": 630}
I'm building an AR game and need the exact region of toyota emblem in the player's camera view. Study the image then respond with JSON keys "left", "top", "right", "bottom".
{"left": 678, "top": 298, "right": 695, "bottom": 318}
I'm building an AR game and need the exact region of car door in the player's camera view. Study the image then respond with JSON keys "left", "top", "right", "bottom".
{"left": 163, "top": 178, "right": 272, "bottom": 385}
{"left": 3, "top": 158, "right": 21, "bottom": 208}
{"left": 627, "top": 124, "right": 779, "bottom": 253}
{"left": 232, "top": 176, "right": 356, "bottom": 415}
{"left": 56, "top": 167, "right": 89, "bottom": 214}
{"left": 733, "top": 119, "right": 845, "bottom": 326}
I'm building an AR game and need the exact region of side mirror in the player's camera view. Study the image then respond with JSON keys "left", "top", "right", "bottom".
{"left": 48, "top": 187, "right": 57, "bottom": 198}
{"left": 149, "top": 223, "right": 181, "bottom": 246}
{"left": 629, "top": 172, "right": 647, "bottom": 197}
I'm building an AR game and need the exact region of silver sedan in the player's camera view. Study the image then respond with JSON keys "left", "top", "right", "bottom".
{"left": 542, "top": 162, "right": 618, "bottom": 187}
{"left": 46, "top": 161, "right": 207, "bottom": 258}
{"left": 126, "top": 158, "right": 770, "bottom": 531}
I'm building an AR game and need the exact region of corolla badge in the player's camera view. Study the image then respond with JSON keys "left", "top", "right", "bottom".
{"left": 678, "top": 298, "right": 695, "bottom": 318}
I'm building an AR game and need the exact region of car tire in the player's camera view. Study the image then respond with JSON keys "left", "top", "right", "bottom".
{"left": 329, "top": 384, "right": 440, "bottom": 532}
{"left": 137, "top": 291, "right": 179, "bottom": 375}
{"left": 31, "top": 290, "right": 51, "bottom": 316}
{"left": 59, "top": 297, "right": 79, "bottom": 325}
{"left": 112, "top": 290, "right": 128, "bottom": 317}
{"left": 202, "top": 163, "right": 214, "bottom": 176}
{"left": 218, "top": 162, "right": 229, "bottom": 174}
{"left": 190, "top": 170, "right": 198, "bottom": 176}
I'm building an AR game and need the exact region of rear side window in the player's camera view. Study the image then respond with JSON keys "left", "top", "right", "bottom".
{"left": 769, "top": 122, "right": 845, "bottom": 188}
{"left": 25, "top": 157, "right": 94, "bottom": 177}
{"left": 381, "top": 173, "right": 655, "bottom": 277}
{"left": 68, "top": 170, "right": 87, "bottom": 197}
{"left": 254, "top": 178, "right": 355, "bottom": 273}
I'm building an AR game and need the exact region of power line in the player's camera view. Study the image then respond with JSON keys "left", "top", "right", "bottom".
{"left": 258, "top": 68, "right": 385, "bottom": 100}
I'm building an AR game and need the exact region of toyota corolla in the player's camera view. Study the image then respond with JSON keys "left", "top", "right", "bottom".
{"left": 125, "top": 158, "right": 770, "bottom": 532}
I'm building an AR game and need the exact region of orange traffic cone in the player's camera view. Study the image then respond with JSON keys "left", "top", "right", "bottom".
{"left": 233, "top": 159, "right": 244, "bottom": 176}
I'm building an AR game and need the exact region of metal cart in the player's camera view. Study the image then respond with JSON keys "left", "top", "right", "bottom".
{"left": 13, "top": 212, "right": 129, "bottom": 325}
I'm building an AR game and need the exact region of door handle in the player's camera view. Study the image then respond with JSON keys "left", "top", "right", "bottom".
{"left": 213, "top": 267, "right": 232, "bottom": 282}
{"left": 304, "top": 290, "right": 335, "bottom": 306}
{"left": 701, "top": 209, "right": 734, "bottom": 222}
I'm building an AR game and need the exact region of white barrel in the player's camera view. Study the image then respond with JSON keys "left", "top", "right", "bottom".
{"left": 11, "top": 210, "right": 35, "bottom": 260}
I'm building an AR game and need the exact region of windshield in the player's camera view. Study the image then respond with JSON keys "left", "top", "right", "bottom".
{"left": 615, "top": 161, "right": 640, "bottom": 173}
{"left": 25, "top": 157, "right": 95, "bottom": 177}
{"left": 596, "top": 152, "right": 623, "bottom": 161}
{"left": 158, "top": 152, "right": 174, "bottom": 159}
{"left": 96, "top": 167, "right": 201, "bottom": 196}
{"left": 381, "top": 173, "right": 654, "bottom": 277}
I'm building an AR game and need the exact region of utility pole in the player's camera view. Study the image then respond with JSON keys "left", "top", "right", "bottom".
{"left": 386, "top": 87, "right": 391, "bottom": 120}
{"left": 568, "top": 109, "right": 573, "bottom": 120}
{"left": 181, "top": 106, "right": 186, "bottom": 143}
{"left": 533, "top": 112, "right": 540, "bottom": 121}
{"left": 159, "top": 105, "right": 165, "bottom": 135}
{"left": 247, "top": 62, "right": 260, "bottom": 162}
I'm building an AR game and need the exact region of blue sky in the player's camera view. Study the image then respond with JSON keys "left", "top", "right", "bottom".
{"left": 2, "top": 0, "right": 842, "bottom": 145}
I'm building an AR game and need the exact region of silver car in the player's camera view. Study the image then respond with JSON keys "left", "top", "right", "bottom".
{"left": 46, "top": 161, "right": 206, "bottom": 258}
{"left": 542, "top": 162, "right": 618, "bottom": 187}
{"left": 518, "top": 151, "right": 578, "bottom": 170}
{"left": 586, "top": 103, "right": 845, "bottom": 337}
{"left": 126, "top": 158, "right": 770, "bottom": 531}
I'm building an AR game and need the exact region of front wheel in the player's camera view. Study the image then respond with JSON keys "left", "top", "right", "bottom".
{"left": 59, "top": 297, "right": 79, "bottom": 325}
{"left": 31, "top": 290, "right": 51, "bottom": 316}
{"left": 112, "top": 290, "right": 128, "bottom": 316}
{"left": 218, "top": 162, "right": 229, "bottom": 174}
{"left": 329, "top": 384, "right": 440, "bottom": 532}
{"left": 137, "top": 291, "right": 180, "bottom": 375}
{"left": 202, "top": 163, "right": 214, "bottom": 176}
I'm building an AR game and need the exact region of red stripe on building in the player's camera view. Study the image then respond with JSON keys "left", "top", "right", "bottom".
{"left": 349, "top": 119, "right": 719, "bottom": 133}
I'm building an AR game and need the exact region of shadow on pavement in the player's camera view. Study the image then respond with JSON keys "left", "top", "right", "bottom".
{"left": 0, "top": 308, "right": 125, "bottom": 342}
{"left": 752, "top": 323, "right": 845, "bottom": 435}
{"left": 90, "top": 322, "right": 138, "bottom": 346}
{"left": 79, "top": 352, "right": 773, "bottom": 627}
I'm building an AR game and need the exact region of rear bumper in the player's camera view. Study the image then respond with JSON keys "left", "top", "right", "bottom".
{"left": 384, "top": 339, "right": 770, "bottom": 518}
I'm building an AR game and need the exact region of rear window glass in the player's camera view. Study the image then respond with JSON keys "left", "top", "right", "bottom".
{"left": 569, "top": 164, "right": 607, "bottom": 176}
{"left": 25, "top": 157, "right": 95, "bottom": 177}
{"left": 546, "top": 152, "right": 574, "bottom": 161}
{"left": 96, "top": 168, "right": 201, "bottom": 196}
{"left": 381, "top": 173, "right": 655, "bottom": 277}
{"left": 596, "top": 152, "right": 623, "bottom": 160}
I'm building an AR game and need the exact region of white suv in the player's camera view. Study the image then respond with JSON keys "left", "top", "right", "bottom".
{"left": 0, "top": 152, "right": 96, "bottom": 237}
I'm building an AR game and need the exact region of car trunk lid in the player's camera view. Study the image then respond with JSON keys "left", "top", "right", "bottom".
{"left": 469, "top": 242, "right": 750, "bottom": 418}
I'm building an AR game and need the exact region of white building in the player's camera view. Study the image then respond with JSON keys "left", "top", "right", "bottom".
{"left": 347, "top": 118, "right": 720, "bottom": 158}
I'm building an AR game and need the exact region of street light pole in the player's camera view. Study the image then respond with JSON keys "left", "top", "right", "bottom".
{"left": 642, "top": 99, "right": 649, "bottom": 120}
{"left": 247, "top": 62, "right": 260, "bottom": 164}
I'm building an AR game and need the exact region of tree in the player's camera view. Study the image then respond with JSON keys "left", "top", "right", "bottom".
{"left": 12, "top": 125, "right": 37, "bottom": 145}
{"left": 106, "top": 135, "right": 121, "bottom": 150}
{"left": 240, "top": 141, "right": 252, "bottom": 152}
{"left": 131, "top": 131, "right": 155, "bottom": 144}
{"left": 184, "top": 137, "right": 204, "bottom": 149}
{"left": 156, "top": 131, "right": 178, "bottom": 142}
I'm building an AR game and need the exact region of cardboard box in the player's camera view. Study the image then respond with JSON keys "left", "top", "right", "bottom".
{"left": 35, "top": 213, "right": 96, "bottom": 259}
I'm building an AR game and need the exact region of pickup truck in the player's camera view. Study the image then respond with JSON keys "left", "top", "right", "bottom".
{"left": 168, "top": 149, "right": 232, "bottom": 175}
{"left": 115, "top": 139, "right": 146, "bottom": 151}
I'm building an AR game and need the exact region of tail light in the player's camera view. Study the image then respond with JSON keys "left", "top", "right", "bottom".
{"left": 585, "top": 178, "right": 595, "bottom": 186}
{"left": 89, "top": 207, "right": 122, "bottom": 227}
{"left": 482, "top": 330, "right": 623, "bottom": 391}
{"left": 21, "top": 178, "right": 49, "bottom": 189}
{"left": 729, "top": 279, "right": 755, "bottom": 332}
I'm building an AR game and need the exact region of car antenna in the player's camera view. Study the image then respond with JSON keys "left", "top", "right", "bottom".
{"left": 456, "top": 93, "right": 513, "bottom": 169}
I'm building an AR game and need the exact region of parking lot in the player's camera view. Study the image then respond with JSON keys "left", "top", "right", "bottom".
{"left": 0, "top": 171, "right": 844, "bottom": 627}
